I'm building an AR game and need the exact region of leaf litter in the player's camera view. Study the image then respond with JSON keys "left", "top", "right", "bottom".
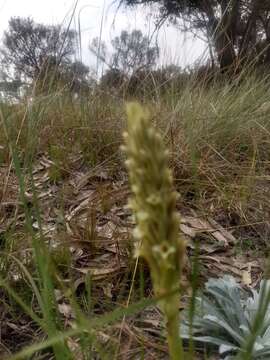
{"left": 0, "top": 153, "right": 267, "bottom": 358}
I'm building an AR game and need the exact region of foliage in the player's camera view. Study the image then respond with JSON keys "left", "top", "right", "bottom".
{"left": 181, "top": 276, "right": 270, "bottom": 359}
{"left": 111, "top": 30, "right": 159, "bottom": 74}
{"left": 0, "top": 17, "right": 94, "bottom": 98}
{"left": 35, "top": 58, "right": 92, "bottom": 95}
{"left": 99, "top": 68, "right": 127, "bottom": 90}
{"left": 1, "top": 17, "right": 77, "bottom": 81}
{"left": 91, "top": 29, "right": 159, "bottom": 75}
{"left": 98, "top": 63, "right": 216, "bottom": 97}
{"left": 0, "top": 79, "right": 23, "bottom": 101}
{"left": 121, "top": 0, "right": 270, "bottom": 72}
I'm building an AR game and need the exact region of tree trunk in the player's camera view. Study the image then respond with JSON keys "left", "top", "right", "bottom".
{"left": 238, "top": 0, "right": 261, "bottom": 65}
{"left": 262, "top": 17, "right": 270, "bottom": 64}
{"left": 202, "top": 0, "right": 237, "bottom": 72}
{"left": 214, "top": 30, "right": 236, "bottom": 72}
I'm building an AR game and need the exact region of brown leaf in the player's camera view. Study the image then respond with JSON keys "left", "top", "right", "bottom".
{"left": 75, "top": 265, "right": 123, "bottom": 280}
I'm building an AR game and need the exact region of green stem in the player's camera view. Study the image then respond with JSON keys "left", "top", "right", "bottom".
{"left": 165, "top": 298, "right": 184, "bottom": 360}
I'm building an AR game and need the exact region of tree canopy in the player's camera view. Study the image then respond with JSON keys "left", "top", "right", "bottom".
{"left": 91, "top": 29, "right": 159, "bottom": 75}
{"left": 1, "top": 17, "right": 77, "bottom": 81}
{"left": 0, "top": 17, "right": 94, "bottom": 97}
{"left": 111, "top": 29, "right": 159, "bottom": 74}
{"left": 121, "top": 0, "right": 270, "bottom": 72}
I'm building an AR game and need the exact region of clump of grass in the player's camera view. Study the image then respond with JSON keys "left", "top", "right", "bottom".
{"left": 123, "top": 102, "right": 186, "bottom": 359}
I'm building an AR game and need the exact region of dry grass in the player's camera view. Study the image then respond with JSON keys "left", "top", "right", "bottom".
{"left": 1, "top": 74, "right": 270, "bottom": 358}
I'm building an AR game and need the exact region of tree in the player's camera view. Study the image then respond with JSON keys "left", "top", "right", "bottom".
{"left": 0, "top": 17, "right": 94, "bottom": 98}
{"left": 90, "top": 29, "right": 159, "bottom": 75}
{"left": 1, "top": 17, "right": 77, "bottom": 81}
{"left": 111, "top": 29, "right": 159, "bottom": 74}
{"left": 61, "top": 60, "right": 91, "bottom": 93}
{"left": 36, "top": 58, "right": 88, "bottom": 93}
{"left": 99, "top": 68, "right": 127, "bottom": 90}
{"left": 121, "top": 0, "right": 270, "bottom": 72}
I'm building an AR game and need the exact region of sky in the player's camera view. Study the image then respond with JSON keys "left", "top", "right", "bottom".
{"left": 0, "top": 0, "right": 208, "bottom": 72}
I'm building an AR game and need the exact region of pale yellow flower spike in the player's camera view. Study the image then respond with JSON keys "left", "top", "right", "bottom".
{"left": 123, "top": 102, "right": 185, "bottom": 360}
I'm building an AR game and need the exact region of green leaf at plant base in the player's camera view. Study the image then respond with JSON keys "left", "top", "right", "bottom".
{"left": 180, "top": 275, "right": 270, "bottom": 359}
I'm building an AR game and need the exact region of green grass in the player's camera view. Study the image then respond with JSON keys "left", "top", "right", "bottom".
{"left": 1, "top": 71, "right": 270, "bottom": 359}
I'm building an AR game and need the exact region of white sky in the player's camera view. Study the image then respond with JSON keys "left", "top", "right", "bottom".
{"left": 0, "top": 0, "right": 208, "bottom": 72}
